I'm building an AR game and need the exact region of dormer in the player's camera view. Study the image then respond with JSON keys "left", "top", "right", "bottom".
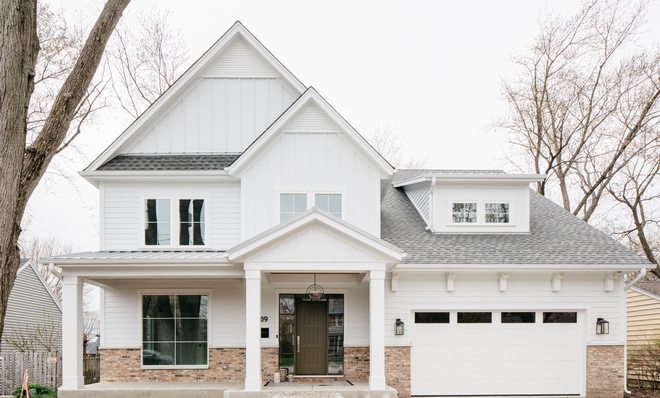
{"left": 394, "top": 171, "right": 546, "bottom": 234}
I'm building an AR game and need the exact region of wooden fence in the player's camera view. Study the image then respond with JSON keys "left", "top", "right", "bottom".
{"left": 83, "top": 356, "right": 100, "bottom": 384}
{"left": 0, "top": 352, "right": 61, "bottom": 395}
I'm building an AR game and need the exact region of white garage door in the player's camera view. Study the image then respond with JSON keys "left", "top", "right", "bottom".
{"left": 411, "top": 311, "right": 583, "bottom": 396}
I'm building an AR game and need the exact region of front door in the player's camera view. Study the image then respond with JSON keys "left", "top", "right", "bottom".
{"left": 295, "top": 300, "right": 327, "bottom": 375}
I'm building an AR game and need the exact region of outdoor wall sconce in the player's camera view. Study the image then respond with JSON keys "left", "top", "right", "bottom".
{"left": 395, "top": 318, "right": 405, "bottom": 335}
{"left": 596, "top": 318, "right": 609, "bottom": 334}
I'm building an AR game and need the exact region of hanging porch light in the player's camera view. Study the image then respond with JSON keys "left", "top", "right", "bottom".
{"left": 306, "top": 273, "right": 324, "bottom": 301}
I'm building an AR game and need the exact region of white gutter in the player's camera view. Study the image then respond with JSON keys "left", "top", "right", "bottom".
{"left": 623, "top": 267, "right": 646, "bottom": 395}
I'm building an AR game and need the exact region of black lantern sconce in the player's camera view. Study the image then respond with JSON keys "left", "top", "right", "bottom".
{"left": 596, "top": 318, "right": 609, "bottom": 334}
{"left": 395, "top": 318, "right": 405, "bottom": 336}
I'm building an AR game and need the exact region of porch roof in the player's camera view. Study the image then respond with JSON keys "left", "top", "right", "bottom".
{"left": 42, "top": 250, "right": 229, "bottom": 265}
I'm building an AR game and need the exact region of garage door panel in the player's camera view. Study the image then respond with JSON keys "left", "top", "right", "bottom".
{"left": 411, "top": 311, "right": 583, "bottom": 396}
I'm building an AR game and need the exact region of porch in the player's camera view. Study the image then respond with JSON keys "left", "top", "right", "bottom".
{"left": 57, "top": 380, "right": 397, "bottom": 398}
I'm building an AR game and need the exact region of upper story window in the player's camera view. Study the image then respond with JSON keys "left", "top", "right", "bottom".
{"left": 315, "top": 194, "right": 342, "bottom": 219}
{"left": 485, "top": 203, "right": 510, "bottom": 223}
{"left": 179, "top": 199, "right": 205, "bottom": 245}
{"left": 452, "top": 203, "right": 477, "bottom": 223}
{"left": 145, "top": 199, "right": 171, "bottom": 245}
{"left": 280, "top": 193, "right": 307, "bottom": 223}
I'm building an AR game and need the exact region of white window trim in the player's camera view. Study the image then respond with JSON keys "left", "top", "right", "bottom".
{"left": 277, "top": 189, "right": 346, "bottom": 222}
{"left": 139, "top": 195, "right": 211, "bottom": 249}
{"left": 137, "top": 289, "right": 212, "bottom": 370}
{"left": 447, "top": 200, "right": 515, "bottom": 227}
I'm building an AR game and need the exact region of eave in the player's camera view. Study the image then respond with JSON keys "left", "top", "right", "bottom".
{"left": 393, "top": 263, "right": 644, "bottom": 272}
{"left": 80, "top": 170, "right": 233, "bottom": 187}
{"left": 393, "top": 173, "right": 547, "bottom": 188}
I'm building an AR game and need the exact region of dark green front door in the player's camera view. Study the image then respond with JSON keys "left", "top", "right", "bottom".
{"left": 295, "top": 301, "right": 327, "bottom": 375}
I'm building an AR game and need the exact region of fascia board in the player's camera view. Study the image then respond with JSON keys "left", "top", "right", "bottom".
{"left": 393, "top": 263, "right": 643, "bottom": 272}
{"left": 86, "top": 22, "right": 306, "bottom": 172}
{"left": 61, "top": 266, "right": 244, "bottom": 279}
{"left": 227, "top": 88, "right": 393, "bottom": 176}
{"left": 630, "top": 286, "right": 660, "bottom": 302}
{"left": 52, "top": 258, "right": 232, "bottom": 266}
{"left": 433, "top": 174, "right": 546, "bottom": 183}
{"left": 80, "top": 170, "right": 232, "bottom": 187}
{"left": 392, "top": 177, "right": 429, "bottom": 188}
{"left": 228, "top": 210, "right": 403, "bottom": 262}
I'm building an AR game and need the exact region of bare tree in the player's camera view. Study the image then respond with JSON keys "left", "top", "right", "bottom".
{"left": 367, "top": 125, "right": 428, "bottom": 169}
{"left": 501, "top": 0, "right": 660, "bottom": 221}
{"left": 19, "top": 235, "right": 73, "bottom": 301}
{"left": 108, "top": 7, "right": 189, "bottom": 118}
{"left": 4, "top": 313, "right": 61, "bottom": 353}
{"left": 0, "top": 0, "right": 130, "bottom": 343}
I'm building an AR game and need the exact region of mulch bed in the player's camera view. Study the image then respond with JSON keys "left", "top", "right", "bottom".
{"left": 629, "top": 387, "right": 660, "bottom": 398}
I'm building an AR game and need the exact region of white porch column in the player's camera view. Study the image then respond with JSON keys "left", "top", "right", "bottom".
{"left": 369, "top": 270, "right": 386, "bottom": 390}
{"left": 245, "top": 270, "right": 262, "bottom": 391}
{"left": 61, "top": 276, "right": 84, "bottom": 389}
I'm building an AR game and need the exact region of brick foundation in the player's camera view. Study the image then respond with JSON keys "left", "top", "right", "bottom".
{"left": 385, "top": 346, "right": 410, "bottom": 398}
{"left": 343, "top": 346, "right": 370, "bottom": 381}
{"left": 586, "top": 345, "right": 624, "bottom": 398}
{"left": 101, "top": 347, "right": 251, "bottom": 382}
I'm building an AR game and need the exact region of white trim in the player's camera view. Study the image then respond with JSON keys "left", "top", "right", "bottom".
{"left": 393, "top": 263, "right": 645, "bottom": 272}
{"left": 630, "top": 285, "right": 660, "bottom": 301}
{"left": 226, "top": 88, "right": 393, "bottom": 176}
{"left": 137, "top": 289, "right": 213, "bottom": 370}
{"left": 228, "top": 208, "right": 403, "bottom": 263}
{"left": 85, "top": 22, "right": 305, "bottom": 173}
{"left": 393, "top": 173, "right": 546, "bottom": 188}
{"left": 81, "top": 171, "right": 233, "bottom": 188}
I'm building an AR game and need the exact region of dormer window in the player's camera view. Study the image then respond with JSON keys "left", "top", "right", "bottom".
{"left": 452, "top": 203, "right": 477, "bottom": 223}
{"left": 485, "top": 203, "right": 510, "bottom": 223}
{"left": 145, "top": 199, "right": 171, "bottom": 245}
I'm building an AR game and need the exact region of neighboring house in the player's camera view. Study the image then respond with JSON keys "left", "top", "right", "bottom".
{"left": 46, "top": 22, "right": 650, "bottom": 398}
{"left": 627, "top": 281, "right": 660, "bottom": 346}
{"left": 1, "top": 259, "right": 62, "bottom": 352}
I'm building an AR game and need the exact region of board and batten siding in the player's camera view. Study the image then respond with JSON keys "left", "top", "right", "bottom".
{"left": 627, "top": 288, "right": 660, "bottom": 346}
{"left": 1, "top": 262, "right": 61, "bottom": 351}
{"left": 403, "top": 183, "right": 431, "bottom": 225}
{"left": 103, "top": 280, "right": 246, "bottom": 348}
{"left": 385, "top": 272, "right": 625, "bottom": 345}
{"left": 126, "top": 77, "right": 295, "bottom": 155}
{"left": 240, "top": 105, "right": 382, "bottom": 239}
{"left": 102, "top": 181, "right": 241, "bottom": 250}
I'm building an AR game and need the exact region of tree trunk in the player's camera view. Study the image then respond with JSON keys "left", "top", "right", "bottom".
{"left": 0, "top": 0, "right": 130, "bottom": 343}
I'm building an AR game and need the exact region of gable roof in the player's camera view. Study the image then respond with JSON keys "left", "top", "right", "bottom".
{"left": 228, "top": 206, "right": 404, "bottom": 264}
{"left": 632, "top": 281, "right": 660, "bottom": 300}
{"left": 381, "top": 169, "right": 650, "bottom": 268}
{"left": 226, "top": 87, "right": 394, "bottom": 176}
{"left": 85, "top": 21, "right": 306, "bottom": 172}
{"left": 17, "top": 259, "right": 62, "bottom": 313}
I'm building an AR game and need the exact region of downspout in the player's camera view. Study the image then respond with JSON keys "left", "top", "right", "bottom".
{"left": 623, "top": 268, "right": 646, "bottom": 395}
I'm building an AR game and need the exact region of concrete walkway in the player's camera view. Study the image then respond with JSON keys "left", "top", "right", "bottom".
{"left": 57, "top": 381, "right": 398, "bottom": 398}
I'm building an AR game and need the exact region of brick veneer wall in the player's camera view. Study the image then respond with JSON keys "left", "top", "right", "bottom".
{"left": 586, "top": 345, "right": 624, "bottom": 398}
{"left": 343, "top": 346, "right": 370, "bottom": 381}
{"left": 261, "top": 347, "right": 279, "bottom": 382}
{"left": 100, "top": 347, "right": 264, "bottom": 382}
{"left": 385, "top": 346, "right": 410, "bottom": 398}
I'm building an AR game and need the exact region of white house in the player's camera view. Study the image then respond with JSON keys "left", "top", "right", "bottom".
{"left": 47, "top": 22, "right": 650, "bottom": 398}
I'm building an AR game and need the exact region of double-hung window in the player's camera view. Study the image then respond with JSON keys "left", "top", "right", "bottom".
{"left": 145, "top": 199, "right": 171, "bottom": 245}
{"left": 179, "top": 199, "right": 205, "bottom": 245}
{"left": 145, "top": 198, "right": 206, "bottom": 246}
{"left": 142, "top": 294, "right": 208, "bottom": 366}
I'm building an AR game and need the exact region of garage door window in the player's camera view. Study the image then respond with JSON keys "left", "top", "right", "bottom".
{"left": 501, "top": 312, "right": 535, "bottom": 323}
{"left": 457, "top": 312, "right": 492, "bottom": 323}
{"left": 415, "top": 312, "right": 449, "bottom": 323}
{"left": 543, "top": 312, "right": 577, "bottom": 323}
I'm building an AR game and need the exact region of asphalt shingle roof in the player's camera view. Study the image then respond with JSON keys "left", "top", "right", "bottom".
{"left": 633, "top": 281, "right": 660, "bottom": 297}
{"left": 381, "top": 169, "right": 650, "bottom": 265}
{"left": 98, "top": 154, "right": 241, "bottom": 171}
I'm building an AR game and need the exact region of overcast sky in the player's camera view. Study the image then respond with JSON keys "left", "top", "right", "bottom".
{"left": 28, "top": 0, "right": 660, "bottom": 252}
